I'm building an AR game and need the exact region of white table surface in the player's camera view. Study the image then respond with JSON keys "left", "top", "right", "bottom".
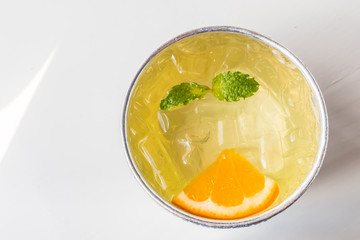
{"left": 1, "top": 0, "right": 359, "bottom": 239}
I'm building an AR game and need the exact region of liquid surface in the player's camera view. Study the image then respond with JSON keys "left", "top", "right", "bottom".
{"left": 126, "top": 32, "right": 320, "bottom": 207}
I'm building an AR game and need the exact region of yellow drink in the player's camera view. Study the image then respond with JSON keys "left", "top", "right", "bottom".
{"left": 126, "top": 31, "right": 320, "bottom": 209}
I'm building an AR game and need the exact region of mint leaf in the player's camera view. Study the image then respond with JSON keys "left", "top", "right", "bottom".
{"left": 159, "top": 71, "right": 259, "bottom": 110}
{"left": 212, "top": 71, "right": 259, "bottom": 102}
{"left": 160, "top": 82, "right": 210, "bottom": 110}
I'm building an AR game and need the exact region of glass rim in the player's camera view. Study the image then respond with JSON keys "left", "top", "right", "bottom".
{"left": 121, "top": 26, "right": 329, "bottom": 228}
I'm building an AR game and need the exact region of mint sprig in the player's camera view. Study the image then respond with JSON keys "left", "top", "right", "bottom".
{"left": 160, "top": 71, "right": 259, "bottom": 110}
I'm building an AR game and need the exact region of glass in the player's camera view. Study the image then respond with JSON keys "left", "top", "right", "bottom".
{"left": 122, "top": 26, "right": 328, "bottom": 228}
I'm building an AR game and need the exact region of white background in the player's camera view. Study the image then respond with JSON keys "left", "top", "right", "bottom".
{"left": 1, "top": 0, "right": 360, "bottom": 239}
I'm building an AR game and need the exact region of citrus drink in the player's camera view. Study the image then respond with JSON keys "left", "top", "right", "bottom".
{"left": 125, "top": 31, "right": 320, "bottom": 218}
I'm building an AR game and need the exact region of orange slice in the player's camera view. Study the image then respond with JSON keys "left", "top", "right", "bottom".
{"left": 172, "top": 149, "right": 279, "bottom": 219}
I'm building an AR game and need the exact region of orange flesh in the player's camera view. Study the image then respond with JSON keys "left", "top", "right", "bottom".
{"left": 172, "top": 149, "right": 279, "bottom": 219}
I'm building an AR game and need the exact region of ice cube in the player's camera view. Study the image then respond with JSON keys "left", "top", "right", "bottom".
{"left": 259, "top": 132, "right": 283, "bottom": 173}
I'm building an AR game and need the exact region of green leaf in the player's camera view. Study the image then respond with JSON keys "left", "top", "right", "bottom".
{"left": 212, "top": 71, "right": 259, "bottom": 102}
{"left": 160, "top": 82, "right": 210, "bottom": 110}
